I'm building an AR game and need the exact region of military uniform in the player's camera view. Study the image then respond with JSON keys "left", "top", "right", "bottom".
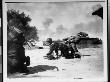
{"left": 64, "top": 36, "right": 80, "bottom": 58}
{"left": 46, "top": 41, "right": 59, "bottom": 59}
{"left": 46, "top": 37, "right": 81, "bottom": 59}
{"left": 46, "top": 38, "right": 69, "bottom": 59}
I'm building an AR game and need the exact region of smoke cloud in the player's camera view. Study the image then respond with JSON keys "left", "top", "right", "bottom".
{"left": 43, "top": 18, "right": 53, "bottom": 29}
{"left": 7, "top": 2, "right": 104, "bottom": 40}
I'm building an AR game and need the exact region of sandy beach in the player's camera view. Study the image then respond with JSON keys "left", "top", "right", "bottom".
{"left": 8, "top": 45, "right": 104, "bottom": 80}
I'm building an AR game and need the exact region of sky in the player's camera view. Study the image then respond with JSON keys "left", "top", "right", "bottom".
{"left": 7, "top": 1, "right": 104, "bottom": 41}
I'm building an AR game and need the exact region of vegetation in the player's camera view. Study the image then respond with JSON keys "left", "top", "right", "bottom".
{"left": 7, "top": 9, "right": 39, "bottom": 42}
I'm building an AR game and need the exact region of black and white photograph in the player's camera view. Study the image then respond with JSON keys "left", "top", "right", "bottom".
{"left": 3, "top": 0, "right": 107, "bottom": 82}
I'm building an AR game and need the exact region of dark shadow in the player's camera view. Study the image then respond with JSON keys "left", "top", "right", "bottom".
{"left": 77, "top": 44, "right": 102, "bottom": 49}
{"left": 92, "top": 7, "right": 103, "bottom": 19}
{"left": 43, "top": 55, "right": 62, "bottom": 60}
{"left": 0, "top": 55, "right": 2, "bottom": 64}
{"left": 0, "top": 73, "right": 2, "bottom": 82}
{"left": 26, "top": 65, "right": 59, "bottom": 75}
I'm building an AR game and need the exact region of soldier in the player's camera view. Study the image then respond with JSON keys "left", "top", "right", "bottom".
{"left": 46, "top": 36, "right": 81, "bottom": 59}
{"left": 62, "top": 35, "right": 80, "bottom": 59}
{"left": 67, "top": 36, "right": 81, "bottom": 58}
{"left": 58, "top": 42, "right": 69, "bottom": 58}
{"left": 46, "top": 38, "right": 69, "bottom": 59}
{"left": 46, "top": 38, "right": 59, "bottom": 60}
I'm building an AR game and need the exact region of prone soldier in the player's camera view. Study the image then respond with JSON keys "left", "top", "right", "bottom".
{"left": 45, "top": 36, "right": 81, "bottom": 60}
{"left": 63, "top": 36, "right": 81, "bottom": 58}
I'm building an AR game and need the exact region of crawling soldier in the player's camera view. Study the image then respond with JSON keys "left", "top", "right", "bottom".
{"left": 46, "top": 38, "right": 59, "bottom": 60}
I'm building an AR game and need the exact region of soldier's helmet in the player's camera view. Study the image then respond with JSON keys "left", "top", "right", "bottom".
{"left": 46, "top": 38, "right": 52, "bottom": 44}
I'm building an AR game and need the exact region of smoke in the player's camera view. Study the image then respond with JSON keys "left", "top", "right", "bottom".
{"left": 43, "top": 18, "right": 53, "bottom": 29}
{"left": 53, "top": 25, "right": 70, "bottom": 40}
{"left": 56, "top": 25, "right": 66, "bottom": 34}
{"left": 39, "top": 16, "right": 103, "bottom": 40}
{"left": 7, "top": 2, "right": 104, "bottom": 41}
{"left": 71, "top": 23, "right": 85, "bottom": 36}
{"left": 38, "top": 18, "right": 54, "bottom": 40}
{"left": 72, "top": 18, "right": 103, "bottom": 38}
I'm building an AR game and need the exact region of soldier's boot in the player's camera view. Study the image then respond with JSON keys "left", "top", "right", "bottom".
{"left": 74, "top": 52, "right": 81, "bottom": 59}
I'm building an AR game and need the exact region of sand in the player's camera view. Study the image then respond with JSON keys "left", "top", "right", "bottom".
{"left": 8, "top": 46, "right": 105, "bottom": 80}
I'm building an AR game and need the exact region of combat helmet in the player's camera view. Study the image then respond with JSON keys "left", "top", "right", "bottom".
{"left": 46, "top": 38, "right": 52, "bottom": 44}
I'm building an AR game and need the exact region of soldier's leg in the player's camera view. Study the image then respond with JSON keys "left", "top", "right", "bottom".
{"left": 55, "top": 49, "right": 59, "bottom": 59}
{"left": 71, "top": 43, "right": 81, "bottom": 58}
{"left": 64, "top": 50, "right": 69, "bottom": 59}
{"left": 62, "top": 46, "right": 69, "bottom": 59}
{"left": 63, "top": 45, "right": 69, "bottom": 58}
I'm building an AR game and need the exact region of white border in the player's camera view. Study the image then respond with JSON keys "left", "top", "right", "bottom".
{"left": 3, "top": 1, "right": 7, "bottom": 82}
{"left": 3, "top": 0, "right": 107, "bottom": 82}
{"left": 103, "top": 1, "right": 108, "bottom": 81}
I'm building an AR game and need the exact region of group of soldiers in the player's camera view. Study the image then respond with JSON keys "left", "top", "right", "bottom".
{"left": 45, "top": 36, "right": 81, "bottom": 60}
{"left": 7, "top": 22, "right": 81, "bottom": 74}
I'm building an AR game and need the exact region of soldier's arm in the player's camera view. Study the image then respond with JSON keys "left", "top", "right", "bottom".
{"left": 71, "top": 43, "right": 78, "bottom": 52}
{"left": 47, "top": 43, "right": 55, "bottom": 55}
